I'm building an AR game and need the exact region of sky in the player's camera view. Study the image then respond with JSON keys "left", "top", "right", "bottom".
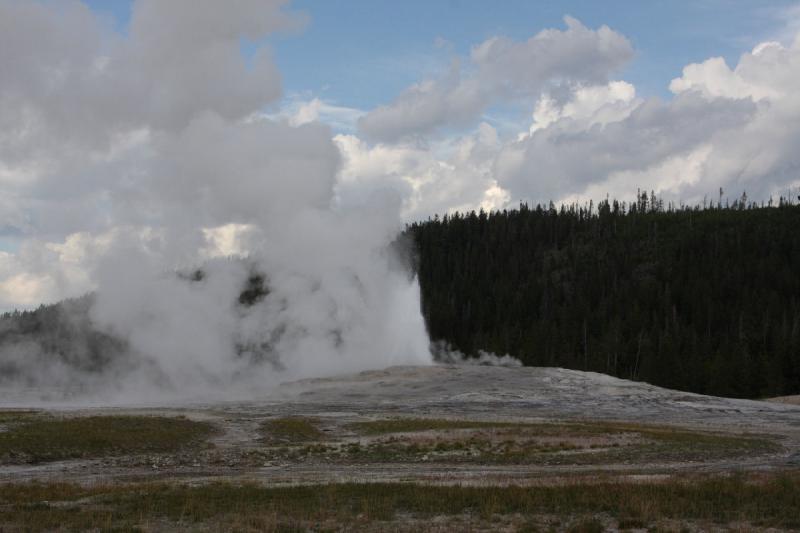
{"left": 83, "top": 0, "right": 796, "bottom": 106}
{"left": 2, "top": 0, "right": 800, "bottom": 312}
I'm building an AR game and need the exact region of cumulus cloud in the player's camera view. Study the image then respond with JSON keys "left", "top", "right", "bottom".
{"left": 497, "top": 91, "right": 757, "bottom": 202}
{"left": 344, "top": 21, "right": 800, "bottom": 221}
{"left": 528, "top": 80, "right": 639, "bottom": 134}
{"left": 335, "top": 122, "right": 508, "bottom": 220}
{"left": 358, "top": 16, "right": 634, "bottom": 142}
{"left": 494, "top": 36, "right": 800, "bottom": 205}
{"left": 0, "top": 0, "right": 303, "bottom": 241}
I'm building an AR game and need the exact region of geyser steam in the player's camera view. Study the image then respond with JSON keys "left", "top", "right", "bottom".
{"left": 0, "top": 0, "right": 431, "bottom": 402}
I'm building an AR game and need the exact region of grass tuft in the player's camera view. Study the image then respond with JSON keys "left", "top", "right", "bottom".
{"left": 569, "top": 517, "right": 606, "bottom": 533}
{"left": 348, "top": 417, "right": 514, "bottom": 435}
{"left": 260, "top": 417, "right": 324, "bottom": 444}
{"left": 0, "top": 415, "right": 215, "bottom": 464}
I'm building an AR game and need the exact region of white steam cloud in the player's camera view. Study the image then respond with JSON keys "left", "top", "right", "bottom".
{"left": 0, "top": 0, "right": 431, "bottom": 403}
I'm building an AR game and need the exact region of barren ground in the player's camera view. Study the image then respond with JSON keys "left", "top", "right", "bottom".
{"left": 2, "top": 364, "right": 800, "bottom": 531}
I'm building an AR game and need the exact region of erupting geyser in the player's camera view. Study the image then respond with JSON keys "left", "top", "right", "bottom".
{"left": 0, "top": 0, "right": 431, "bottom": 403}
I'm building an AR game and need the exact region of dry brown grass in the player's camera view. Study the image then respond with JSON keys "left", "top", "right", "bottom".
{"left": 308, "top": 418, "right": 782, "bottom": 466}
{"left": 1, "top": 473, "right": 799, "bottom": 531}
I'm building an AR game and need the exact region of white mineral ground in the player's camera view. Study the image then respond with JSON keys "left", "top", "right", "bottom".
{"left": 2, "top": 364, "right": 799, "bottom": 486}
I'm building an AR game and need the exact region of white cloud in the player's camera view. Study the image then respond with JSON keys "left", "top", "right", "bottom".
{"left": 281, "top": 97, "right": 365, "bottom": 132}
{"left": 289, "top": 98, "right": 324, "bottom": 126}
{"left": 0, "top": 272, "right": 54, "bottom": 309}
{"left": 335, "top": 122, "right": 507, "bottom": 220}
{"left": 341, "top": 29, "right": 800, "bottom": 219}
{"left": 528, "top": 80, "right": 638, "bottom": 134}
{"left": 568, "top": 144, "right": 714, "bottom": 206}
{"left": 488, "top": 35, "right": 800, "bottom": 206}
{"left": 669, "top": 54, "right": 781, "bottom": 101}
{"left": 496, "top": 90, "right": 757, "bottom": 203}
{"left": 201, "top": 223, "right": 255, "bottom": 259}
{"left": 358, "top": 16, "right": 634, "bottom": 142}
{"left": 0, "top": 0, "right": 302, "bottom": 240}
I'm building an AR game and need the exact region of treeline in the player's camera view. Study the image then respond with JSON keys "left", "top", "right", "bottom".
{"left": 0, "top": 264, "right": 273, "bottom": 382}
{"left": 0, "top": 294, "right": 126, "bottom": 380}
{"left": 407, "top": 192, "right": 800, "bottom": 398}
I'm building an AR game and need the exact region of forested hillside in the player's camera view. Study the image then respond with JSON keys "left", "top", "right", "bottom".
{"left": 0, "top": 269, "right": 270, "bottom": 385}
{"left": 407, "top": 193, "right": 800, "bottom": 398}
{"left": 2, "top": 193, "right": 799, "bottom": 399}
{"left": 0, "top": 295, "right": 127, "bottom": 383}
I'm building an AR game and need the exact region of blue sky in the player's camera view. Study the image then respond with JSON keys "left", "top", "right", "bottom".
{"left": 84, "top": 0, "right": 796, "bottom": 110}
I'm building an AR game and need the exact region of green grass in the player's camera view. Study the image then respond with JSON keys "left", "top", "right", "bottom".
{"left": 1, "top": 474, "right": 799, "bottom": 531}
{"left": 0, "top": 415, "right": 215, "bottom": 464}
{"left": 260, "top": 417, "right": 324, "bottom": 444}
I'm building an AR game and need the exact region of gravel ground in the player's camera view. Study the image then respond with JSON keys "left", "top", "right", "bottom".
{"left": 2, "top": 364, "right": 799, "bottom": 486}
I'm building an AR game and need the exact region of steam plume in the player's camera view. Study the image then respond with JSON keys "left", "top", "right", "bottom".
{"left": 0, "top": 0, "right": 431, "bottom": 403}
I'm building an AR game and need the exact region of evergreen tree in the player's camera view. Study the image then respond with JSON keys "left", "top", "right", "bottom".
{"left": 406, "top": 195, "right": 800, "bottom": 398}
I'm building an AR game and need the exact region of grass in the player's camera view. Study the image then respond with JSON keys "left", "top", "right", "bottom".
{"left": 0, "top": 409, "right": 40, "bottom": 424}
{"left": 259, "top": 416, "right": 324, "bottom": 444}
{"left": 330, "top": 418, "right": 783, "bottom": 466}
{"left": 600, "top": 422, "right": 781, "bottom": 463}
{"left": 0, "top": 473, "right": 799, "bottom": 531}
{"left": 348, "top": 417, "right": 515, "bottom": 435}
{"left": 0, "top": 414, "right": 215, "bottom": 464}
{"left": 568, "top": 517, "right": 606, "bottom": 533}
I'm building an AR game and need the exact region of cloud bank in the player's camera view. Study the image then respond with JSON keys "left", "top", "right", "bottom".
{"left": 341, "top": 18, "right": 800, "bottom": 220}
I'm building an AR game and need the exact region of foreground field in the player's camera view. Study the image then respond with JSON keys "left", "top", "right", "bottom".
{"left": 2, "top": 474, "right": 800, "bottom": 531}
{"left": 1, "top": 364, "right": 799, "bottom": 531}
